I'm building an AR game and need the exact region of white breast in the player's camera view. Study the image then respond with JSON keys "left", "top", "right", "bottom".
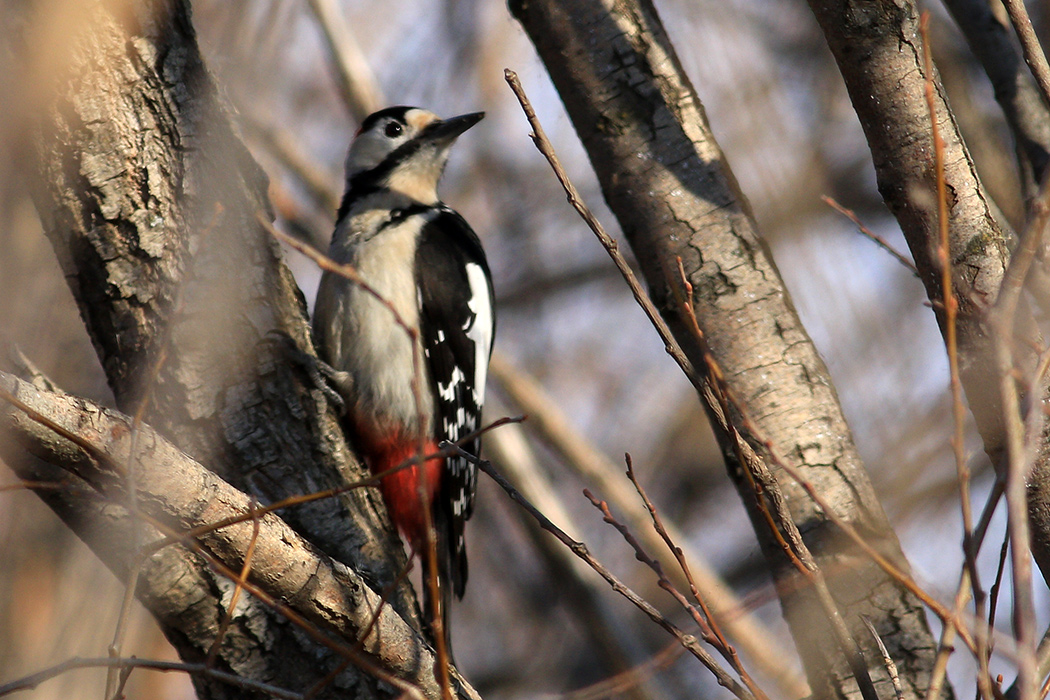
{"left": 326, "top": 211, "right": 435, "bottom": 436}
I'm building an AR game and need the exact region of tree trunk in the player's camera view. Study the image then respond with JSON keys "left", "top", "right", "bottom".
{"left": 509, "top": 1, "right": 945, "bottom": 699}
{"left": 808, "top": 0, "right": 1050, "bottom": 590}
{"left": 5, "top": 0, "right": 468, "bottom": 697}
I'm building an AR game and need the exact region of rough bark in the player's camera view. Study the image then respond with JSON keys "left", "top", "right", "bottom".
{"left": 806, "top": 0, "right": 1050, "bottom": 586}
{"left": 0, "top": 371, "right": 477, "bottom": 700}
{"left": 5, "top": 0, "right": 452, "bottom": 696}
{"left": 808, "top": 0, "right": 1008, "bottom": 447}
{"left": 509, "top": 1, "right": 944, "bottom": 699}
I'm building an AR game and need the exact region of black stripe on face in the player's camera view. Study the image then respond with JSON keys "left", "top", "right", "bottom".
{"left": 353, "top": 137, "right": 429, "bottom": 189}
{"left": 358, "top": 106, "right": 416, "bottom": 134}
{"left": 337, "top": 137, "right": 434, "bottom": 219}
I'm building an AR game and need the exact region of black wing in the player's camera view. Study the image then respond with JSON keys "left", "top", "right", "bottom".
{"left": 415, "top": 206, "right": 495, "bottom": 598}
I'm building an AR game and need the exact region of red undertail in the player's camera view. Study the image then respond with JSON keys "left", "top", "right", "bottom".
{"left": 365, "top": 433, "right": 444, "bottom": 551}
{"left": 355, "top": 425, "right": 456, "bottom": 662}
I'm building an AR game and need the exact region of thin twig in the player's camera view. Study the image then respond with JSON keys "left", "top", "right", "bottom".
{"left": 264, "top": 214, "right": 416, "bottom": 340}
{"left": 0, "top": 656, "right": 304, "bottom": 699}
{"left": 622, "top": 455, "right": 760, "bottom": 694}
{"left": 918, "top": 15, "right": 991, "bottom": 700}
{"left": 503, "top": 69, "right": 702, "bottom": 393}
{"left": 974, "top": 478, "right": 1006, "bottom": 556}
{"left": 861, "top": 616, "right": 904, "bottom": 700}
{"left": 927, "top": 580, "right": 971, "bottom": 700}
{"left": 999, "top": 0, "right": 1050, "bottom": 126}
{"left": 822, "top": 195, "right": 919, "bottom": 276}
{"left": 474, "top": 454, "right": 755, "bottom": 700}
{"left": 303, "top": 659, "right": 353, "bottom": 700}
{"left": 583, "top": 485, "right": 770, "bottom": 700}
{"left": 989, "top": 533, "right": 1010, "bottom": 658}
{"left": 206, "top": 501, "right": 263, "bottom": 665}
{"left": 109, "top": 666, "right": 133, "bottom": 700}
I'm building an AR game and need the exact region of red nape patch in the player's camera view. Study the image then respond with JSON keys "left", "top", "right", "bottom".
{"left": 369, "top": 439, "right": 444, "bottom": 550}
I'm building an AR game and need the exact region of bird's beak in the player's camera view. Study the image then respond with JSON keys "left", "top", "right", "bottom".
{"left": 425, "top": 112, "right": 485, "bottom": 142}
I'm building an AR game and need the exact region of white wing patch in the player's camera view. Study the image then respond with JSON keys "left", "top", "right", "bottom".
{"left": 464, "top": 262, "right": 493, "bottom": 405}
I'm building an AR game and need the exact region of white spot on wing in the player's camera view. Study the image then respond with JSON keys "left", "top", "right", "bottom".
{"left": 439, "top": 366, "right": 466, "bottom": 402}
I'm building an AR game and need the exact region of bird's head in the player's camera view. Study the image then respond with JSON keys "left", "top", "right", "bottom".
{"left": 344, "top": 106, "right": 484, "bottom": 205}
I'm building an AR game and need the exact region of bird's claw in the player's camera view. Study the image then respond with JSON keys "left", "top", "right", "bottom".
{"left": 263, "top": 330, "right": 351, "bottom": 415}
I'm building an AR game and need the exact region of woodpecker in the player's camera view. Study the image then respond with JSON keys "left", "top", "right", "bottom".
{"left": 312, "top": 106, "right": 494, "bottom": 656}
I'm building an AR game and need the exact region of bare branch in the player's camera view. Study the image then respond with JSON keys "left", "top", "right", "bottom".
{"left": 474, "top": 454, "right": 756, "bottom": 700}
{"left": 941, "top": 0, "right": 1050, "bottom": 195}
{"left": 503, "top": 70, "right": 701, "bottom": 393}
{"left": 0, "top": 370, "right": 481, "bottom": 700}
{"left": 1000, "top": 0, "right": 1050, "bottom": 131}
{"left": 303, "top": 0, "right": 384, "bottom": 122}
{"left": 861, "top": 616, "right": 904, "bottom": 700}
{"left": 822, "top": 195, "right": 920, "bottom": 277}
{"left": 488, "top": 355, "right": 810, "bottom": 697}
{"left": 582, "top": 481, "right": 770, "bottom": 700}
{"left": 0, "top": 656, "right": 305, "bottom": 700}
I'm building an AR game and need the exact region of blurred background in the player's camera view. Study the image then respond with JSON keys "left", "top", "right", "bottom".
{"left": 1, "top": 0, "right": 1047, "bottom": 698}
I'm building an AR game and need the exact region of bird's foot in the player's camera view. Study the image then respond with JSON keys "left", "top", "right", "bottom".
{"left": 264, "top": 330, "right": 351, "bottom": 414}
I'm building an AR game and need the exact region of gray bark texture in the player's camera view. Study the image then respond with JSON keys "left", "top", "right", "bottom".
{"left": 3, "top": 0, "right": 476, "bottom": 697}
{"left": 509, "top": 1, "right": 945, "bottom": 700}
{"left": 9, "top": 0, "right": 1046, "bottom": 695}
{"left": 806, "top": 0, "right": 1050, "bottom": 587}
{"left": 0, "top": 371, "right": 474, "bottom": 700}
{"left": 809, "top": 0, "right": 1009, "bottom": 456}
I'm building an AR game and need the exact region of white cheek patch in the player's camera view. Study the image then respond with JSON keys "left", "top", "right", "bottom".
{"left": 464, "top": 262, "right": 493, "bottom": 406}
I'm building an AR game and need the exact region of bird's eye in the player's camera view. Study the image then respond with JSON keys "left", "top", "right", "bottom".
{"left": 384, "top": 121, "right": 403, "bottom": 138}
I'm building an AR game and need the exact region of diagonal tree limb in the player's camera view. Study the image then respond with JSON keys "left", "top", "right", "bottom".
{"left": 507, "top": 1, "right": 943, "bottom": 698}
{"left": 488, "top": 353, "right": 811, "bottom": 699}
{"left": 7, "top": 0, "right": 450, "bottom": 694}
{"left": 941, "top": 0, "right": 1050, "bottom": 199}
{"left": 0, "top": 369, "right": 480, "bottom": 700}
{"left": 473, "top": 453, "right": 755, "bottom": 700}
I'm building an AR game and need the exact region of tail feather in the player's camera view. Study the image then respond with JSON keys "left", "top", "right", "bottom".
{"left": 422, "top": 502, "right": 456, "bottom": 665}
